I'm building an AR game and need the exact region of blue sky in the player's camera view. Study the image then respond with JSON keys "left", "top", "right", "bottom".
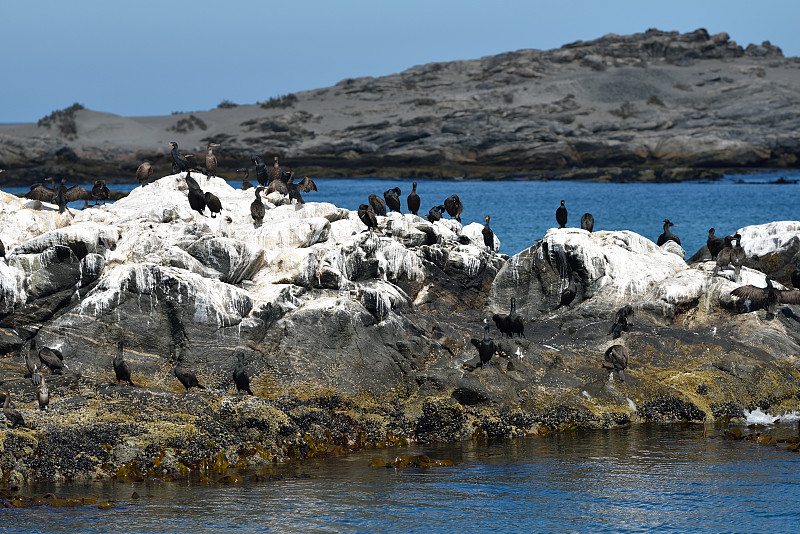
{"left": 1, "top": 0, "right": 796, "bottom": 123}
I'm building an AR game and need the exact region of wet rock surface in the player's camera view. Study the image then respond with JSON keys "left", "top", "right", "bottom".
{"left": 2, "top": 180, "right": 800, "bottom": 482}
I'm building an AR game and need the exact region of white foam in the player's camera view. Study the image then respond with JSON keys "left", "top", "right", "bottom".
{"left": 744, "top": 408, "right": 800, "bottom": 424}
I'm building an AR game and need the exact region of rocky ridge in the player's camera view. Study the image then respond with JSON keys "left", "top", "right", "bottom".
{"left": 1, "top": 173, "right": 799, "bottom": 483}
{"left": 2, "top": 28, "right": 799, "bottom": 184}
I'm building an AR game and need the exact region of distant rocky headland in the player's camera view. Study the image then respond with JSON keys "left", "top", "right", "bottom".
{"left": 1, "top": 28, "right": 799, "bottom": 185}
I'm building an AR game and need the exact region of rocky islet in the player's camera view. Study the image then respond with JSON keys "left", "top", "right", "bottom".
{"left": 1, "top": 172, "right": 799, "bottom": 483}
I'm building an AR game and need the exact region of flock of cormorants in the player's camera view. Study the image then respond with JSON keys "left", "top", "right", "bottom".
{"left": 4, "top": 146, "right": 800, "bottom": 423}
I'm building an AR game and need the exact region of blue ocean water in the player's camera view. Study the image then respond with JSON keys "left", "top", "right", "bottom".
{"left": 8, "top": 169, "right": 798, "bottom": 256}
{"left": 8, "top": 425, "right": 800, "bottom": 533}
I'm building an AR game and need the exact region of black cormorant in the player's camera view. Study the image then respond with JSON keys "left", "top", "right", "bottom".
{"left": 205, "top": 143, "right": 219, "bottom": 178}
{"left": 427, "top": 205, "right": 445, "bottom": 222}
{"left": 368, "top": 194, "right": 387, "bottom": 216}
{"left": 407, "top": 182, "right": 420, "bottom": 215}
{"left": 25, "top": 177, "right": 57, "bottom": 203}
{"left": 358, "top": 204, "right": 378, "bottom": 233}
{"left": 174, "top": 350, "right": 205, "bottom": 392}
{"left": 38, "top": 374, "right": 49, "bottom": 410}
{"left": 444, "top": 195, "right": 462, "bottom": 222}
{"left": 609, "top": 304, "right": 634, "bottom": 339}
{"left": 25, "top": 340, "right": 41, "bottom": 378}
{"left": 286, "top": 171, "right": 305, "bottom": 204}
{"left": 233, "top": 351, "right": 254, "bottom": 395}
{"left": 581, "top": 213, "right": 594, "bottom": 232}
{"left": 55, "top": 178, "right": 92, "bottom": 213}
{"left": 185, "top": 171, "right": 207, "bottom": 215}
{"left": 237, "top": 168, "right": 253, "bottom": 190}
{"left": 136, "top": 161, "right": 153, "bottom": 187}
{"left": 3, "top": 392, "right": 24, "bottom": 428}
{"left": 560, "top": 272, "right": 577, "bottom": 308}
{"left": 731, "top": 276, "right": 800, "bottom": 319}
{"left": 482, "top": 215, "right": 494, "bottom": 251}
{"left": 92, "top": 180, "right": 110, "bottom": 205}
{"left": 253, "top": 156, "right": 269, "bottom": 186}
{"left": 507, "top": 297, "right": 525, "bottom": 337}
{"left": 297, "top": 176, "right": 318, "bottom": 193}
{"left": 706, "top": 228, "right": 725, "bottom": 259}
{"left": 603, "top": 345, "right": 629, "bottom": 382}
{"left": 268, "top": 156, "right": 282, "bottom": 185}
{"left": 384, "top": 187, "right": 402, "bottom": 213}
{"left": 170, "top": 142, "right": 190, "bottom": 174}
{"left": 204, "top": 191, "right": 222, "bottom": 217}
{"left": 266, "top": 175, "right": 289, "bottom": 195}
{"left": 657, "top": 219, "right": 681, "bottom": 246}
{"left": 251, "top": 186, "right": 266, "bottom": 224}
{"left": 38, "top": 340, "right": 64, "bottom": 374}
{"left": 556, "top": 200, "right": 567, "bottom": 228}
{"left": 114, "top": 341, "right": 135, "bottom": 386}
{"left": 470, "top": 323, "right": 495, "bottom": 369}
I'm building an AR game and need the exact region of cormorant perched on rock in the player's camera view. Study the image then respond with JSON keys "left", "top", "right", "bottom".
{"left": 444, "top": 195, "right": 462, "bottom": 222}
{"left": 713, "top": 234, "right": 744, "bottom": 278}
{"left": 731, "top": 276, "right": 800, "bottom": 319}
{"left": 170, "top": 142, "right": 190, "bottom": 174}
{"left": 427, "top": 205, "right": 445, "bottom": 222}
{"left": 38, "top": 374, "right": 49, "bottom": 410}
{"left": 174, "top": 350, "right": 205, "bottom": 392}
{"left": 706, "top": 228, "right": 725, "bottom": 259}
{"left": 204, "top": 191, "right": 222, "bottom": 217}
{"left": 358, "top": 204, "right": 379, "bottom": 233}
{"left": 609, "top": 305, "right": 634, "bottom": 339}
{"left": 185, "top": 171, "right": 207, "bottom": 215}
{"left": 470, "top": 322, "right": 495, "bottom": 369}
{"left": 657, "top": 219, "right": 681, "bottom": 246}
{"left": 237, "top": 168, "right": 253, "bottom": 190}
{"left": 368, "top": 194, "right": 387, "bottom": 216}
{"left": 297, "top": 176, "right": 318, "bottom": 193}
{"left": 268, "top": 156, "right": 282, "bottom": 185}
{"left": 136, "top": 161, "right": 153, "bottom": 187}
{"left": 581, "top": 213, "right": 594, "bottom": 232}
{"left": 55, "top": 178, "right": 92, "bottom": 213}
{"left": 556, "top": 200, "right": 567, "bottom": 228}
{"left": 253, "top": 156, "right": 269, "bottom": 186}
{"left": 205, "top": 143, "right": 219, "bottom": 178}
{"left": 25, "top": 340, "right": 41, "bottom": 378}
{"left": 37, "top": 340, "right": 64, "bottom": 374}
{"left": 286, "top": 171, "right": 306, "bottom": 204}
{"left": 507, "top": 297, "right": 525, "bottom": 337}
{"left": 491, "top": 311, "right": 509, "bottom": 337}
{"left": 792, "top": 265, "right": 800, "bottom": 289}
{"left": 603, "top": 345, "right": 629, "bottom": 382}
{"left": 251, "top": 187, "right": 266, "bottom": 224}
{"left": 560, "top": 272, "right": 578, "bottom": 308}
{"left": 407, "top": 182, "right": 420, "bottom": 215}
{"left": 92, "top": 180, "right": 110, "bottom": 205}
{"left": 482, "top": 215, "right": 495, "bottom": 251}
{"left": 233, "top": 351, "right": 254, "bottom": 395}
{"left": 114, "top": 341, "right": 135, "bottom": 386}
{"left": 3, "top": 392, "right": 24, "bottom": 428}
{"left": 384, "top": 187, "right": 402, "bottom": 213}
{"left": 266, "top": 174, "right": 289, "bottom": 195}
{"left": 25, "top": 177, "right": 57, "bottom": 202}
